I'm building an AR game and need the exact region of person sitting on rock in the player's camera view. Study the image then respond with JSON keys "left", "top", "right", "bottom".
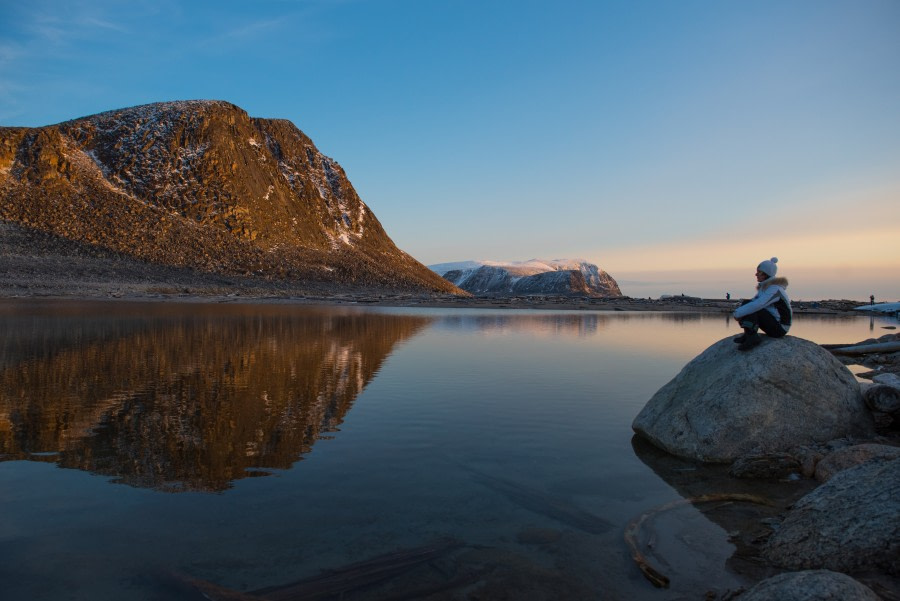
{"left": 732, "top": 257, "right": 792, "bottom": 351}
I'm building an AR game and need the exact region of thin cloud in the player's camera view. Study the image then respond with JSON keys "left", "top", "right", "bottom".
{"left": 0, "top": 43, "right": 23, "bottom": 67}
{"left": 14, "top": 2, "right": 131, "bottom": 47}
{"left": 78, "top": 16, "right": 129, "bottom": 34}
{"left": 217, "top": 18, "right": 286, "bottom": 41}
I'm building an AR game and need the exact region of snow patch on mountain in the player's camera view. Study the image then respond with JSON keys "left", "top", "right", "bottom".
{"left": 429, "top": 258, "right": 622, "bottom": 297}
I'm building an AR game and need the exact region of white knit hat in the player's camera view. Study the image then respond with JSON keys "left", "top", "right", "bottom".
{"left": 757, "top": 257, "right": 778, "bottom": 277}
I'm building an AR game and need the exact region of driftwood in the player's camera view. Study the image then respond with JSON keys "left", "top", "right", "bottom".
{"left": 469, "top": 470, "right": 612, "bottom": 534}
{"left": 624, "top": 494, "right": 773, "bottom": 589}
{"left": 174, "top": 538, "right": 463, "bottom": 601}
{"left": 828, "top": 341, "right": 900, "bottom": 356}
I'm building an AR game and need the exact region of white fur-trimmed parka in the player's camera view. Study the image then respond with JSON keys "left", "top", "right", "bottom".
{"left": 733, "top": 276, "right": 792, "bottom": 331}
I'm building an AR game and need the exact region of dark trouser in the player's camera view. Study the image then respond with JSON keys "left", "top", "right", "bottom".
{"left": 739, "top": 301, "right": 787, "bottom": 338}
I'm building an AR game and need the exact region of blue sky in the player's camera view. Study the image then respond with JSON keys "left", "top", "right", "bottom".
{"left": 2, "top": 0, "right": 898, "bottom": 299}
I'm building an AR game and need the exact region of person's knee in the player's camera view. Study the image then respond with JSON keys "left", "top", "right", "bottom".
{"left": 760, "top": 324, "right": 787, "bottom": 338}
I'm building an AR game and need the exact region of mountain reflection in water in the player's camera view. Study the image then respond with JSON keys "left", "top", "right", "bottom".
{"left": 0, "top": 302, "right": 432, "bottom": 492}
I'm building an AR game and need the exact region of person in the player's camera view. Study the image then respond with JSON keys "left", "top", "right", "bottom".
{"left": 732, "top": 257, "right": 791, "bottom": 351}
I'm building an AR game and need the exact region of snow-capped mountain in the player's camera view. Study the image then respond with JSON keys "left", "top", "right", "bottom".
{"left": 0, "top": 100, "right": 460, "bottom": 294}
{"left": 430, "top": 259, "right": 622, "bottom": 297}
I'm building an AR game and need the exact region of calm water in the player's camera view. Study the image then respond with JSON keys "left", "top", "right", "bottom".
{"left": 0, "top": 300, "right": 894, "bottom": 600}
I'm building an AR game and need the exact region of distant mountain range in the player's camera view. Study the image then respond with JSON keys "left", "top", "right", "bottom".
{"left": 430, "top": 259, "right": 622, "bottom": 297}
{"left": 0, "top": 100, "right": 460, "bottom": 294}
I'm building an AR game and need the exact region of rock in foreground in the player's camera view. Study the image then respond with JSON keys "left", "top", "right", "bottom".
{"left": 763, "top": 457, "right": 900, "bottom": 575}
{"left": 737, "top": 570, "right": 881, "bottom": 601}
{"left": 632, "top": 336, "right": 873, "bottom": 463}
{"left": 813, "top": 443, "right": 900, "bottom": 482}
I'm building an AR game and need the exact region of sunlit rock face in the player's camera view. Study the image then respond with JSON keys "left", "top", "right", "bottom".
{"left": 0, "top": 100, "right": 459, "bottom": 293}
{"left": 0, "top": 306, "right": 433, "bottom": 491}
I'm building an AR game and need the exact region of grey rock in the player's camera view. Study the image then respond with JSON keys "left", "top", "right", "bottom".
{"left": 510, "top": 270, "right": 589, "bottom": 295}
{"left": 814, "top": 443, "right": 900, "bottom": 482}
{"left": 442, "top": 266, "right": 513, "bottom": 295}
{"left": 864, "top": 384, "right": 900, "bottom": 414}
{"left": 632, "top": 336, "right": 873, "bottom": 462}
{"left": 763, "top": 457, "right": 900, "bottom": 575}
{"left": 873, "top": 372, "right": 900, "bottom": 389}
{"left": 737, "top": 570, "right": 881, "bottom": 601}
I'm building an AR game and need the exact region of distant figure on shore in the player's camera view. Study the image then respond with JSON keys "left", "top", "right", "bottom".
{"left": 731, "top": 257, "right": 792, "bottom": 351}
{"left": 726, "top": 292, "right": 731, "bottom": 300}
{"left": 871, "top": 294, "right": 875, "bottom": 305}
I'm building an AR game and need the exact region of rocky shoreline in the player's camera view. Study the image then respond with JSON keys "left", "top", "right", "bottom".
{"left": 632, "top": 334, "right": 899, "bottom": 600}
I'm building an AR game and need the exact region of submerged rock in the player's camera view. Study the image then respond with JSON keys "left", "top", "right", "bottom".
{"left": 729, "top": 453, "right": 802, "bottom": 479}
{"left": 736, "top": 569, "right": 881, "bottom": 601}
{"left": 632, "top": 336, "right": 873, "bottom": 463}
{"left": 763, "top": 457, "right": 900, "bottom": 575}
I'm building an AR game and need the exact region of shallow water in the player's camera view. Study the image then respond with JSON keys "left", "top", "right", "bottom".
{"left": 0, "top": 301, "right": 894, "bottom": 600}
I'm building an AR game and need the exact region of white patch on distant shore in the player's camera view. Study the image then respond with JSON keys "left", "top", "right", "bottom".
{"left": 855, "top": 302, "right": 900, "bottom": 313}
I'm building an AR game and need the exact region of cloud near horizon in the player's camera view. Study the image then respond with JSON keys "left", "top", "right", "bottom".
{"left": 595, "top": 182, "right": 900, "bottom": 274}
{"left": 601, "top": 224, "right": 899, "bottom": 274}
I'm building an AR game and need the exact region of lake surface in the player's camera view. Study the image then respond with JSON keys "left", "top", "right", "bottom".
{"left": 0, "top": 300, "right": 894, "bottom": 600}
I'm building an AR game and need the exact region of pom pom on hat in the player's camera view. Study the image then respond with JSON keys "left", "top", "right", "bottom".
{"left": 757, "top": 257, "right": 778, "bottom": 277}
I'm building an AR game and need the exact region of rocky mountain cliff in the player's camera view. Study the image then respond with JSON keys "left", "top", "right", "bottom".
{"left": 431, "top": 259, "right": 622, "bottom": 297}
{"left": 0, "top": 100, "right": 460, "bottom": 294}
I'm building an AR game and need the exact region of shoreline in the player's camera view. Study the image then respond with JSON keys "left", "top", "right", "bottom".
{"left": 0, "top": 287, "right": 878, "bottom": 315}
{"left": 1, "top": 222, "right": 889, "bottom": 314}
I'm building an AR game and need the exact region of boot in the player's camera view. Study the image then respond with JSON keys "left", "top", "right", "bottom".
{"left": 738, "top": 328, "right": 762, "bottom": 351}
{"left": 733, "top": 319, "right": 755, "bottom": 343}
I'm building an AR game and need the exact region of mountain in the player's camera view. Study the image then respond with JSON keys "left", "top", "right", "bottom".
{"left": 0, "top": 100, "right": 460, "bottom": 294}
{"left": 430, "top": 259, "right": 622, "bottom": 297}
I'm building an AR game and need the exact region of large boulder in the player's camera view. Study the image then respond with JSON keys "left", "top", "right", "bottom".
{"left": 763, "top": 457, "right": 900, "bottom": 575}
{"left": 737, "top": 570, "right": 880, "bottom": 601}
{"left": 632, "top": 336, "right": 873, "bottom": 462}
